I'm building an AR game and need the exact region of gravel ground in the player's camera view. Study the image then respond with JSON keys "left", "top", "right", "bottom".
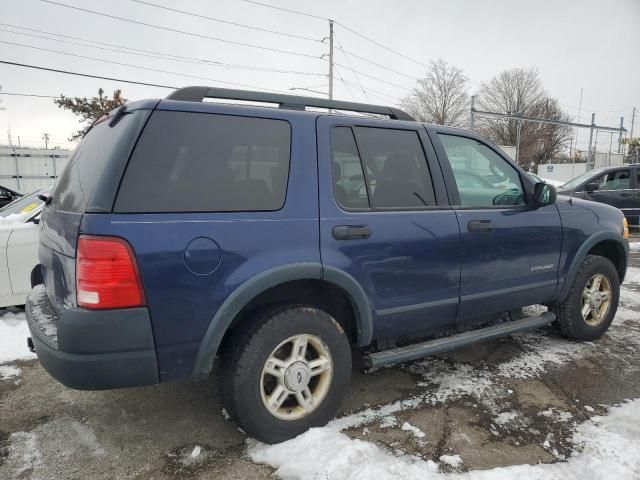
{"left": 1, "top": 236, "right": 639, "bottom": 479}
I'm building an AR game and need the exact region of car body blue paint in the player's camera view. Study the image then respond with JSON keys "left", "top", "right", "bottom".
{"left": 36, "top": 97, "right": 629, "bottom": 386}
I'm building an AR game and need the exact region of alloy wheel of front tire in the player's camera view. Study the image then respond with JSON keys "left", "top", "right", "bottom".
{"left": 581, "top": 273, "right": 612, "bottom": 327}
{"left": 552, "top": 254, "right": 620, "bottom": 341}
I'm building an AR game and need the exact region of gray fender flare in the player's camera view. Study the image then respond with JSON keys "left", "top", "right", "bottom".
{"left": 191, "top": 263, "right": 374, "bottom": 380}
{"left": 557, "top": 231, "right": 628, "bottom": 301}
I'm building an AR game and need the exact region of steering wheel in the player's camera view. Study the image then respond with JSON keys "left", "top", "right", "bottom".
{"left": 493, "top": 188, "right": 523, "bottom": 206}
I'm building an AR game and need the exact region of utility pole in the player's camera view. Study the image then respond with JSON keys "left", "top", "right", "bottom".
{"left": 617, "top": 117, "right": 624, "bottom": 154}
{"left": 573, "top": 87, "right": 583, "bottom": 156}
{"left": 587, "top": 113, "right": 595, "bottom": 170}
{"left": 631, "top": 107, "right": 636, "bottom": 139}
{"left": 328, "top": 20, "right": 334, "bottom": 101}
{"left": 43, "top": 133, "right": 50, "bottom": 150}
{"left": 470, "top": 95, "right": 475, "bottom": 130}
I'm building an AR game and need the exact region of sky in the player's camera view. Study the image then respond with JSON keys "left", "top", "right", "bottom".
{"left": 0, "top": 0, "right": 638, "bottom": 151}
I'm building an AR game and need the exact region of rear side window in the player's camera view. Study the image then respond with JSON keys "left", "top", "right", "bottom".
{"left": 115, "top": 111, "right": 291, "bottom": 213}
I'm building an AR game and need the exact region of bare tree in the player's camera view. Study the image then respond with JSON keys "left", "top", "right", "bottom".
{"left": 401, "top": 59, "right": 469, "bottom": 127}
{"left": 475, "top": 67, "right": 571, "bottom": 168}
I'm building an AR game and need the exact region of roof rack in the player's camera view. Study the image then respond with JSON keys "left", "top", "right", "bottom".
{"left": 166, "top": 86, "right": 415, "bottom": 121}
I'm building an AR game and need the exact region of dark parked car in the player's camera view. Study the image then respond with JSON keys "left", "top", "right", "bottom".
{"left": 0, "top": 184, "right": 22, "bottom": 208}
{"left": 557, "top": 165, "right": 639, "bottom": 227}
{"left": 26, "top": 87, "right": 629, "bottom": 443}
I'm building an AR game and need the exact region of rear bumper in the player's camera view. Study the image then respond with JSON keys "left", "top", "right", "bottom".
{"left": 25, "top": 284, "right": 159, "bottom": 390}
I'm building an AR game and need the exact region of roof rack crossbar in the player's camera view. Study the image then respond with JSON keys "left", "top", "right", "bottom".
{"left": 166, "top": 86, "right": 414, "bottom": 121}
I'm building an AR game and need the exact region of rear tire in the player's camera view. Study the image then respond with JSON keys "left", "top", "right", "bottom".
{"left": 551, "top": 255, "right": 619, "bottom": 340}
{"left": 221, "top": 305, "right": 351, "bottom": 444}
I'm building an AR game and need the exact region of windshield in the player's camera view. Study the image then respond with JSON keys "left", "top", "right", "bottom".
{"left": 0, "top": 186, "right": 50, "bottom": 218}
{"left": 560, "top": 168, "right": 604, "bottom": 190}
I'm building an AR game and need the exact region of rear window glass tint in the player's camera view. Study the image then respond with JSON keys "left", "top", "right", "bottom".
{"left": 115, "top": 111, "right": 291, "bottom": 213}
{"left": 51, "top": 110, "right": 149, "bottom": 213}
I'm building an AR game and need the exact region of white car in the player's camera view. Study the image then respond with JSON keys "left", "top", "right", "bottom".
{"left": 0, "top": 186, "right": 49, "bottom": 308}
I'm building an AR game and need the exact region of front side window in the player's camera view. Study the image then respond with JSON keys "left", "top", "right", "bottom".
{"left": 354, "top": 127, "right": 436, "bottom": 209}
{"left": 590, "top": 170, "right": 631, "bottom": 191}
{"left": 115, "top": 111, "right": 291, "bottom": 213}
{"left": 438, "top": 134, "right": 525, "bottom": 208}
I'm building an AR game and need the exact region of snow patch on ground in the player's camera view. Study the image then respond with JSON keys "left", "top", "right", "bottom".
{"left": 624, "top": 267, "right": 640, "bottom": 284}
{"left": 629, "top": 241, "right": 640, "bottom": 252}
{"left": 539, "top": 408, "right": 573, "bottom": 422}
{"left": 0, "top": 310, "right": 36, "bottom": 364}
{"left": 0, "top": 364, "right": 21, "bottom": 380}
{"left": 439, "top": 454, "right": 463, "bottom": 468}
{"left": 493, "top": 411, "right": 520, "bottom": 426}
{"left": 247, "top": 400, "right": 640, "bottom": 480}
{"left": 401, "top": 421, "right": 426, "bottom": 439}
{"left": 1, "top": 417, "right": 105, "bottom": 479}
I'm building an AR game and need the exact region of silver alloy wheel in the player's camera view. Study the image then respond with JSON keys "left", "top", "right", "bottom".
{"left": 260, "top": 334, "right": 333, "bottom": 421}
{"left": 581, "top": 273, "right": 612, "bottom": 327}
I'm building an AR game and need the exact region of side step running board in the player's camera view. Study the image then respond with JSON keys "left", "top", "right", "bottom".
{"left": 365, "top": 312, "right": 556, "bottom": 369}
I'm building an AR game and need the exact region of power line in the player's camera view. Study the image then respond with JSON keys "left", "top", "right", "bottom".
{"left": 0, "top": 92, "right": 58, "bottom": 98}
{"left": 334, "top": 35, "right": 369, "bottom": 101}
{"left": 241, "top": 0, "right": 329, "bottom": 21}
{"left": 132, "top": 0, "right": 323, "bottom": 43}
{"left": 1, "top": 40, "right": 296, "bottom": 94}
{"left": 330, "top": 45, "right": 418, "bottom": 81}
{"left": 240, "top": 0, "right": 430, "bottom": 70}
{"left": 0, "top": 25, "right": 326, "bottom": 77}
{"left": 39, "top": 0, "right": 322, "bottom": 59}
{"left": 332, "top": 66, "right": 357, "bottom": 102}
{"left": 339, "top": 78, "right": 399, "bottom": 103}
{"left": 0, "top": 60, "right": 177, "bottom": 89}
{"left": 333, "top": 22, "right": 429, "bottom": 69}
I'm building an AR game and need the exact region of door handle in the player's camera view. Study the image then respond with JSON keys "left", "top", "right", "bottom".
{"left": 332, "top": 225, "right": 371, "bottom": 240}
{"left": 468, "top": 220, "right": 494, "bottom": 232}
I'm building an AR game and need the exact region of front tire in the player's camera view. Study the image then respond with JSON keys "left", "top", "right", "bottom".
{"left": 551, "top": 255, "right": 620, "bottom": 340}
{"left": 221, "top": 306, "right": 351, "bottom": 444}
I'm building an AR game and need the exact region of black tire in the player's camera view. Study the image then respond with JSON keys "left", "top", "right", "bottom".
{"left": 221, "top": 305, "right": 351, "bottom": 444}
{"left": 551, "top": 255, "right": 620, "bottom": 340}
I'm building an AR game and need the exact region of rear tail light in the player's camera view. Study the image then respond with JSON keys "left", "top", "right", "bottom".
{"left": 76, "top": 235, "right": 146, "bottom": 309}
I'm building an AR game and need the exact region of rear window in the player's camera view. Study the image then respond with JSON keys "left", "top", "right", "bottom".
{"left": 114, "top": 111, "right": 291, "bottom": 213}
{"left": 51, "top": 110, "right": 149, "bottom": 213}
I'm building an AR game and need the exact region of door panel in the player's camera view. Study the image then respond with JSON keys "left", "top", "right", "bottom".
{"left": 318, "top": 117, "right": 461, "bottom": 345}
{"left": 455, "top": 207, "right": 562, "bottom": 322}
{"left": 431, "top": 131, "right": 562, "bottom": 325}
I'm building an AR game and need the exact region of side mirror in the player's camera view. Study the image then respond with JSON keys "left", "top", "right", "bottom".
{"left": 585, "top": 182, "right": 599, "bottom": 193}
{"left": 533, "top": 182, "right": 556, "bottom": 207}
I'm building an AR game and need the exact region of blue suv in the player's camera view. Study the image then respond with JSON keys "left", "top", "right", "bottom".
{"left": 26, "top": 87, "right": 630, "bottom": 443}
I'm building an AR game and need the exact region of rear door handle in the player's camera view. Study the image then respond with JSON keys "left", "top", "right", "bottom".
{"left": 468, "top": 220, "right": 494, "bottom": 232}
{"left": 332, "top": 225, "right": 371, "bottom": 240}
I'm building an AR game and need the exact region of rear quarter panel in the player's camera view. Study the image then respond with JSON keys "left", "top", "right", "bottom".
{"left": 81, "top": 106, "right": 320, "bottom": 381}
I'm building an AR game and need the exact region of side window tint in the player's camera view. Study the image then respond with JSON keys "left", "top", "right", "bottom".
{"left": 115, "top": 111, "right": 290, "bottom": 213}
{"left": 354, "top": 127, "right": 436, "bottom": 209}
{"left": 438, "top": 134, "right": 525, "bottom": 208}
{"left": 330, "top": 127, "right": 369, "bottom": 209}
{"left": 597, "top": 170, "right": 630, "bottom": 190}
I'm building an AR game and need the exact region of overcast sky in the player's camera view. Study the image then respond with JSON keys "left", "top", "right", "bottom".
{"left": 0, "top": 0, "right": 638, "bottom": 150}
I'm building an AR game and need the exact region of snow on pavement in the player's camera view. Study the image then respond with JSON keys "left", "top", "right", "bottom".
{"left": 248, "top": 399, "right": 640, "bottom": 479}
{"left": 0, "top": 309, "right": 35, "bottom": 364}
{"left": 248, "top": 260, "right": 640, "bottom": 479}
